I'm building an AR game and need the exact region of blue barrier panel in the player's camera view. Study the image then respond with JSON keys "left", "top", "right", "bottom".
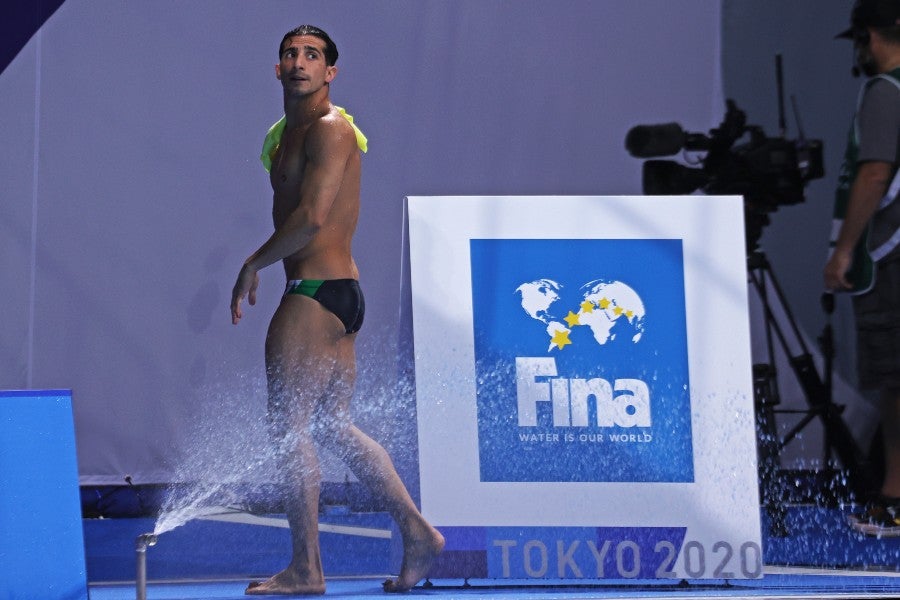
{"left": 0, "top": 390, "right": 88, "bottom": 600}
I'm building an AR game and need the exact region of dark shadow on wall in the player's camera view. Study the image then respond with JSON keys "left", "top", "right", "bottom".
{"left": 1, "top": 1, "right": 66, "bottom": 75}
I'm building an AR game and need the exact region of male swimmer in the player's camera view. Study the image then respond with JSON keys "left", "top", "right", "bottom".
{"left": 230, "top": 24, "right": 444, "bottom": 595}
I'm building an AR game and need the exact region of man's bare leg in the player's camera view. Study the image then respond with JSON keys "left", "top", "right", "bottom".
{"left": 246, "top": 297, "right": 335, "bottom": 596}
{"left": 320, "top": 421, "right": 445, "bottom": 592}
{"left": 246, "top": 434, "right": 326, "bottom": 595}
{"left": 315, "top": 336, "right": 444, "bottom": 592}
{"left": 248, "top": 295, "right": 443, "bottom": 594}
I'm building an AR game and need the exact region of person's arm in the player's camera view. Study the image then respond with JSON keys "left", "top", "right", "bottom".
{"left": 824, "top": 78, "right": 899, "bottom": 291}
{"left": 824, "top": 160, "right": 893, "bottom": 290}
{"left": 231, "top": 116, "right": 356, "bottom": 324}
{"left": 246, "top": 118, "right": 355, "bottom": 271}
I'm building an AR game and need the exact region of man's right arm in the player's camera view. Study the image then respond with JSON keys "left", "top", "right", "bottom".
{"left": 825, "top": 160, "right": 893, "bottom": 290}
{"left": 824, "top": 79, "right": 899, "bottom": 291}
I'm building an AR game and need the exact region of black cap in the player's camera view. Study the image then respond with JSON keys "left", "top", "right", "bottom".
{"left": 837, "top": 0, "right": 900, "bottom": 39}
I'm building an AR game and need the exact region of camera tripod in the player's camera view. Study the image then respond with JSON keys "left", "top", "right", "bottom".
{"left": 747, "top": 251, "right": 877, "bottom": 527}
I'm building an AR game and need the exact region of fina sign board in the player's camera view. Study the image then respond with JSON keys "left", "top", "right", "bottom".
{"left": 406, "top": 195, "right": 762, "bottom": 580}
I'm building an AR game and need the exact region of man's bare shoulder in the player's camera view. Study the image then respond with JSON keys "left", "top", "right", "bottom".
{"left": 305, "top": 107, "right": 358, "bottom": 157}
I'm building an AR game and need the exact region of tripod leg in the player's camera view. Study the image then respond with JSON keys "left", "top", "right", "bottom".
{"left": 754, "top": 363, "right": 789, "bottom": 536}
{"left": 750, "top": 253, "right": 877, "bottom": 499}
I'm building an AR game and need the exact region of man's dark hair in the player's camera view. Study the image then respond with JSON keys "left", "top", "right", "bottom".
{"left": 279, "top": 25, "right": 338, "bottom": 66}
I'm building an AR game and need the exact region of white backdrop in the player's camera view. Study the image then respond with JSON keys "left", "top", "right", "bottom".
{"left": 0, "top": 0, "right": 723, "bottom": 484}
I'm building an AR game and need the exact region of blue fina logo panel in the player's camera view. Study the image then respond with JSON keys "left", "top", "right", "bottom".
{"left": 470, "top": 239, "right": 694, "bottom": 483}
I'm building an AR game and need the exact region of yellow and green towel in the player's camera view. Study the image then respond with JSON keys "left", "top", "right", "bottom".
{"left": 260, "top": 105, "right": 368, "bottom": 173}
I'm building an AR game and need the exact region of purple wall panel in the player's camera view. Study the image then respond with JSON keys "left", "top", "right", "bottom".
{"left": 0, "top": 0, "right": 722, "bottom": 484}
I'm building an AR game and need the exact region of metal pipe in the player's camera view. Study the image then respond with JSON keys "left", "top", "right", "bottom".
{"left": 135, "top": 533, "right": 157, "bottom": 600}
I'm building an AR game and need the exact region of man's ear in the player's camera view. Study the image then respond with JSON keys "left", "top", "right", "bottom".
{"left": 325, "top": 65, "right": 337, "bottom": 83}
{"left": 275, "top": 63, "right": 282, "bottom": 81}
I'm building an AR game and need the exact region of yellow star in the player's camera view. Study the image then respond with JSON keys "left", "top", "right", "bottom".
{"left": 598, "top": 297, "right": 611, "bottom": 309}
{"left": 564, "top": 311, "right": 580, "bottom": 327}
{"left": 625, "top": 309, "right": 634, "bottom": 319}
{"left": 550, "top": 329, "right": 572, "bottom": 350}
{"left": 580, "top": 300, "right": 594, "bottom": 313}
{"left": 613, "top": 306, "right": 624, "bottom": 316}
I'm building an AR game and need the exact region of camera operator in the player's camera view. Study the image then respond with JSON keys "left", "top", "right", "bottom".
{"left": 824, "top": 0, "right": 900, "bottom": 537}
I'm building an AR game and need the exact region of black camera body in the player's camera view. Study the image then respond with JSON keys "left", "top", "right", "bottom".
{"left": 625, "top": 99, "right": 824, "bottom": 250}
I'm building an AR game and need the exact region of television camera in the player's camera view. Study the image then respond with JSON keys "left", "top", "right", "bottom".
{"left": 625, "top": 99, "right": 824, "bottom": 251}
{"left": 623, "top": 76, "right": 878, "bottom": 510}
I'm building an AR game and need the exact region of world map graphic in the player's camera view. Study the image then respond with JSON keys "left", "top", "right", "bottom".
{"left": 515, "top": 278, "right": 646, "bottom": 351}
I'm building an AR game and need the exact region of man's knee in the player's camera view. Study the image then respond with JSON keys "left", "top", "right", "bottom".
{"left": 311, "top": 417, "right": 355, "bottom": 452}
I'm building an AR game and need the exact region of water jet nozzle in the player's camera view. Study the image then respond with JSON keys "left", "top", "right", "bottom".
{"left": 136, "top": 533, "right": 158, "bottom": 551}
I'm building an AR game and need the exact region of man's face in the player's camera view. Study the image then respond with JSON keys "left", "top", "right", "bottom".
{"left": 275, "top": 35, "right": 336, "bottom": 96}
{"left": 854, "top": 29, "right": 879, "bottom": 77}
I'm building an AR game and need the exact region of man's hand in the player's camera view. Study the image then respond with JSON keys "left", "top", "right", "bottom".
{"left": 231, "top": 264, "right": 259, "bottom": 325}
{"left": 824, "top": 248, "right": 853, "bottom": 291}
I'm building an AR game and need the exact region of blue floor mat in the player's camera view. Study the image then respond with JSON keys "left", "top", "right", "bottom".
{"left": 762, "top": 505, "right": 900, "bottom": 569}
{"left": 89, "top": 572, "right": 900, "bottom": 600}
{"left": 83, "top": 504, "right": 900, "bottom": 599}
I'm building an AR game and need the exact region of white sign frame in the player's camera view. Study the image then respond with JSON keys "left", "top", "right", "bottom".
{"left": 406, "top": 195, "right": 761, "bottom": 579}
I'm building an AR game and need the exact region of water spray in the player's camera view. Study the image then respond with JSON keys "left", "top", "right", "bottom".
{"left": 135, "top": 533, "right": 157, "bottom": 600}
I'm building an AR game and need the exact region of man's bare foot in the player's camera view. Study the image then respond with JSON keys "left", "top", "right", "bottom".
{"left": 382, "top": 526, "right": 445, "bottom": 593}
{"left": 245, "top": 569, "right": 326, "bottom": 596}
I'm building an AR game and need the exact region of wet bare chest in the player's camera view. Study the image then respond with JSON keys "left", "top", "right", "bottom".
{"left": 271, "top": 130, "right": 308, "bottom": 187}
{"left": 269, "top": 134, "right": 308, "bottom": 223}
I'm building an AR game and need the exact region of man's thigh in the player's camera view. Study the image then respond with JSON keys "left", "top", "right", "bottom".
{"left": 854, "top": 258, "right": 900, "bottom": 390}
{"left": 265, "top": 295, "right": 346, "bottom": 427}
